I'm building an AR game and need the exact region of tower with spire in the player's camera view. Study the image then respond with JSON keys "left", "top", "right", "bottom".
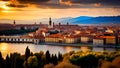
{"left": 49, "top": 17, "right": 52, "bottom": 26}
{"left": 48, "top": 17, "right": 53, "bottom": 28}
{"left": 13, "top": 20, "right": 16, "bottom": 25}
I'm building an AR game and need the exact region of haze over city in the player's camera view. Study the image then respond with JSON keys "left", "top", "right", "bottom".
{"left": 0, "top": 0, "right": 120, "bottom": 24}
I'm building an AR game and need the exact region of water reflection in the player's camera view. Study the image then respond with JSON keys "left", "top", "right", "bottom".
{"left": 0, "top": 43, "right": 81, "bottom": 58}
{"left": 65, "top": 46, "right": 72, "bottom": 52}
{"left": 0, "top": 43, "right": 10, "bottom": 58}
{"left": 81, "top": 46, "right": 89, "bottom": 52}
{"left": 0, "top": 43, "right": 117, "bottom": 58}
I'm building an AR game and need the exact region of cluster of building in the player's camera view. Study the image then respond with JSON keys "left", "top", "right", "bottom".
{"left": 24, "top": 18, "right": 120, "bottom": 46}
{"left": 0, "top": 20, "right": 47, "bottom": 31}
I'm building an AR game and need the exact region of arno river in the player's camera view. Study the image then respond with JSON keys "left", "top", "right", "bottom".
{"left": 0, "top": 43, "right": 117, "bottom": 58}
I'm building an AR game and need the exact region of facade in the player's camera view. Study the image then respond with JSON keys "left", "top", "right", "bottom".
{"left": 105, "top": 37, "right": 116, "bottom": 45}
{"left": 45, "top": 33, "right": 80, "bottom": 43}
{"left": 65, "top": 37, "right": 79, "bottom": 44}
{"left": 93, "top": 38, "right": 104, "bottom": 46}
{"left": 81, "top": 36, "right": 93, "bottom": 43}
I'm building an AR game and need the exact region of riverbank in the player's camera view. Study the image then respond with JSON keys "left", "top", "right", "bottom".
{"left": 40, "top": 42, "right": 120, "bottom": 48}
{"left": 0, "top": 46, "right": 120, "bottom": 68}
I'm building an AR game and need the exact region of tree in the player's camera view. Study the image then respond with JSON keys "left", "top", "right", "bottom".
{"left": 14, "top": 56, "right": 24, "bottom": 68}
{"left": 9, "top": 53, "right": 20, "bottom": 68}
{"left": 45, "top": 50, "right": 51, "bottom": 64}
{"left": 34, "top": 52, "right": 43, "bottom": 68}
{"left": 70, "top": 54, "right": 98, "bottom": 68}
{"left": 58, "top": 52, "right": 63, "bottom": 62}
{"left": 24, "top": 56, "right": 38, "bottom": 68}
{"left": 5, "top": 55, "right": 11, "bottom": 68}
{"left": 25, "top": 46, "right": 30, "bottom": 60}
{"left": 51, "top": 54, "right": 58, "bottom": 65}
{"left": 0, "top": 52, "right": 5, "bottom": 68}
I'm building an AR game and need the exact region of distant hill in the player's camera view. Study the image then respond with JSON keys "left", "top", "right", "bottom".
{"left": 1, "top": 16, "right": 120, "bottom": 24}
{"left": 66, "top": 16, "right": 93, "bottom": 23}
{"left": 64, "top": 16, "right": 120, "bottom": 24}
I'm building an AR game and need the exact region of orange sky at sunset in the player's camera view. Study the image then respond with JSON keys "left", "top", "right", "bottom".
{"left": 0, "top": 0, "right": 120, "bottom": 20}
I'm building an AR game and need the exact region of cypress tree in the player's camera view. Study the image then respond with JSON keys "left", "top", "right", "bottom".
{"left": 25, "top": 46, "right": 30, "bottom": 60}
{"left": 45, "top": 50, "right": 50, "bottom": 64}
{"left": 0, "top": 52, "right": 5, "bottom": 68}
{"left": 58, "top": 52, "right": 63, "bottom": 61}
{"left": 5, "top": 55, "right": 11, "bottom": 68}
{"left": 14, "top": 56, "right": 24, "bottom": 68}
{"left": 53, "top": 54, "right": 58, "bottom": 65}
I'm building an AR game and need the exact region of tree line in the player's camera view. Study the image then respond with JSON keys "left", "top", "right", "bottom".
{"left": 0, "top": 46, "right": 120, "bottom": 68}
{"left": 0, "top": 28, "right": 37, "bottom": 36}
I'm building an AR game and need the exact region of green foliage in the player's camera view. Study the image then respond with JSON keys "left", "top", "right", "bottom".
{"left": 0, "top": 29, "right": 37, "bottom": 35}
{"left": 24, "top": 56, "right": 38, "bottom": 68}
{"left": 0, "top": 48, "right": 120, "bottom": 68}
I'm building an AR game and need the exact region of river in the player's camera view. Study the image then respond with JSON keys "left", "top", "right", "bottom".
{"left": 0, "top": 43, "right": 117, "bottom": 58}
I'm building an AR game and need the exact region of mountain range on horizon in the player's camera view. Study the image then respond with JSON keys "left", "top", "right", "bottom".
{"left": 60, "top": 16, "right": 120, "bottom": 24}
{"left": 0, "top": 16, "right": 120, "bottom": 24}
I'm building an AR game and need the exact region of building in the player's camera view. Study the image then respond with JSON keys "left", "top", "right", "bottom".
{"left": 45, "top": 33, "right": 64, "bottom": 43}
{"left": 45, "top": 33, "right": 80, "bottom": 43}
{"left": 104, "top": 36, "right": 116, "bottom": 45}
{"left": 65, "top": 36, "right": 79, "bottom": 43}
{"left": 93, "top": 38, "right": 104, "bottom": 46}
{"left": 48, "top": 17, "right": 53, "bottom": 28}
{"left": 80, "top": 36, "right": 93, "bottom": 43}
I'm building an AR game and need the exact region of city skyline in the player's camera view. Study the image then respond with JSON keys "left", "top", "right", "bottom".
{"left": 0, "top": 0, "right": 120, "bottom": 21}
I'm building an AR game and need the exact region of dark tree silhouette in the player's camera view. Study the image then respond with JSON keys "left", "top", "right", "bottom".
{"left": 25, "top": 46, "right": 30, "bottom": 60}
{"left": 0, "top": 52, "right": 5, "bottom": 68}
{"left": 45, "top": 50, "right": 51, "bottom": 64}
{"left": 14, "top": 56, "right": 24, "bottom": 68}
{"left": 58, "top": 52, "right": 63, "bottom": 62}
{"left": 52, "top": 54, "right": 58, "bottom": 65}
{"left": 5, "top": 55, "right": 11, "bottom": 68}
{"left": 70, "top": 54, "right": 98, "bottom": 68}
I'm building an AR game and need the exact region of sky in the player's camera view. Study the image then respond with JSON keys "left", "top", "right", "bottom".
{"left": 0, "top": 0, "right": 120, "bottom": 21}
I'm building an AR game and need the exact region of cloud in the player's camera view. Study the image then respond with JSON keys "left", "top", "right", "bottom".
{"left": 7, "top": 3, "right": 27, "bottom": 8}
{"left": 1, "top": 0, "right": 120, "bottom": 9}
{"left": 60, "top": 0, "right": 120, "bottom": 7}
{"left": 16, "top": 0, "right": 51, "bottom": 4}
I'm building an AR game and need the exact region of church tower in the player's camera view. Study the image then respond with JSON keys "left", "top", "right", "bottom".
{"left": 48, "top": 17, "right": 53, "bottom": 28}
{"left": 13, "top": 20, "right": 16, "bottom": 25}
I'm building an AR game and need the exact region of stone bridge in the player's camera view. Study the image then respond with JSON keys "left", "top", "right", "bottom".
{"left": 0, "top": 36, "right": 43, "bottom": 44}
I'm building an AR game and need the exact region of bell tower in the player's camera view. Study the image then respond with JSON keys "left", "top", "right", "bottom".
{"left": 48, "top": 17, "right": 53, "bottom": 28}
{"left": 49, "top": 17, "right": 52, "bottom": 26}
{"left": 13, "top": 20, "right": 16, "bottom": 25}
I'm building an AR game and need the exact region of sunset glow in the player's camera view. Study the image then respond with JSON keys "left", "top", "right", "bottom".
{"left": 0, "top": 0, "right": 120, "bottom": 22}
{"left": 0, "top": 43, "right": 9, "bottom": 52}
